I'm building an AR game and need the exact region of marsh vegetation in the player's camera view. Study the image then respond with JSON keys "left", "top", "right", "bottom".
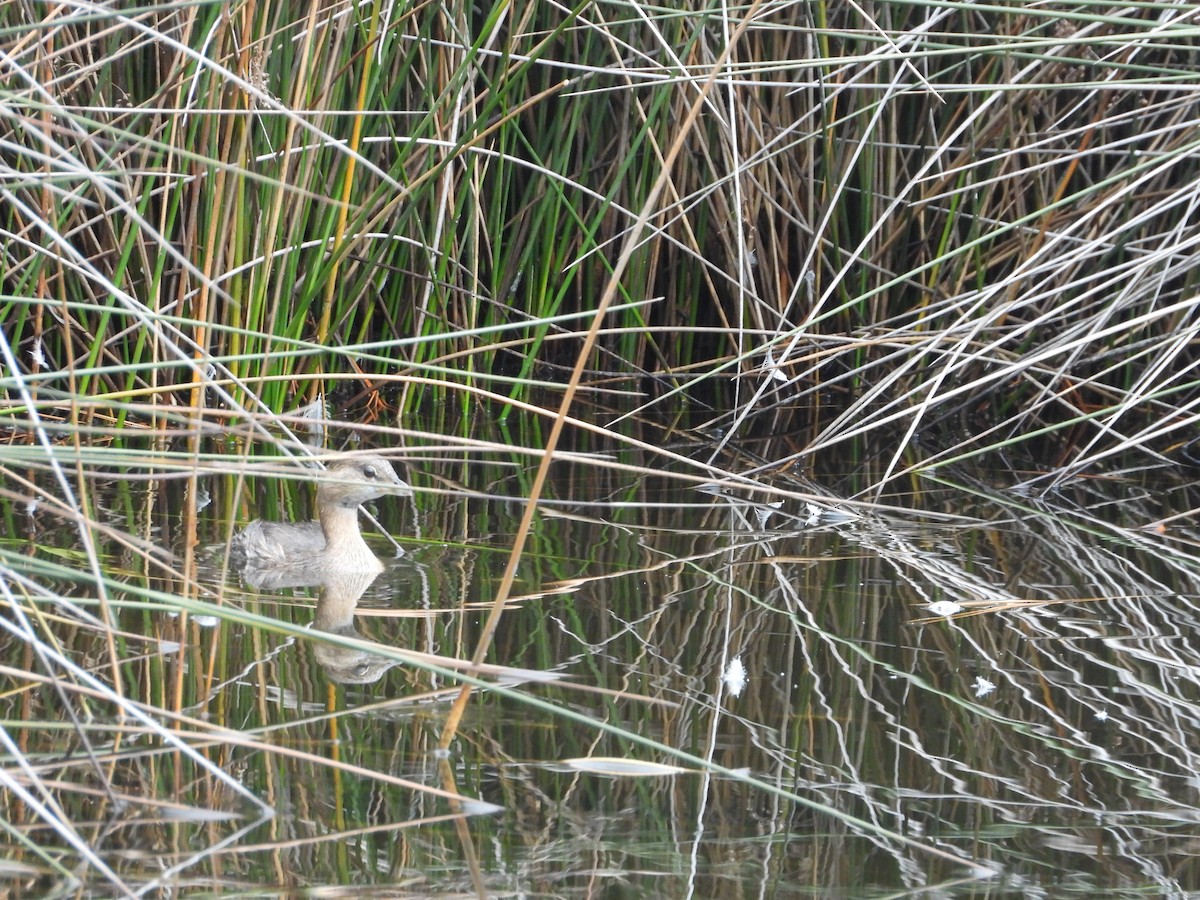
{"left": 4, "top": 0, "right": 1200, "bottom": 895}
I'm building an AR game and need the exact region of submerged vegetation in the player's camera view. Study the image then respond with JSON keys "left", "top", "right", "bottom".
{"left": 4, "top": 0, "right": 1200, "bottom": 894}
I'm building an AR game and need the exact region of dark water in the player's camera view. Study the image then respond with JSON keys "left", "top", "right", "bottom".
{"left": 4, "top": 437, "right": 1200, "bottom": 897}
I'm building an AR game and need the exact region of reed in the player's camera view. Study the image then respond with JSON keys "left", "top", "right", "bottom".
{"left": 4, "top": 2, "right": 1197, "bottom": 480}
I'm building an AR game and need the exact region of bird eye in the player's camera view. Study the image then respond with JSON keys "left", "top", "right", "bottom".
{"left": 363, "top": 465, "right": 378, "bottom": 479}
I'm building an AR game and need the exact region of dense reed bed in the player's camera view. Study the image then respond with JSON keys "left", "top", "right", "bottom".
{"left": 4, "top": 0, "right": 1200, "bottom": 894}
{"left": 5, "top": 1, "right": 1200, "bottom": 477}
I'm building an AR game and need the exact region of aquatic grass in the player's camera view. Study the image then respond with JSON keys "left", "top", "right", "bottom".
{"left": 8, "top": 0, "right": 1200, "bottom": 892}
{"left": 8, "top": 0, "right": 1200, "bottom": 476}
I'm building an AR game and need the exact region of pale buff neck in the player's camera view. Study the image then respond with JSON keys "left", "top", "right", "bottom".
{"left": 317, "top": 502, "right": 383, "bottom": 571}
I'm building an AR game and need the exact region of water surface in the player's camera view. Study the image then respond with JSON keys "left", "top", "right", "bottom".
{"left": 3, "top": 436, "right": 1200, "bottom": 897}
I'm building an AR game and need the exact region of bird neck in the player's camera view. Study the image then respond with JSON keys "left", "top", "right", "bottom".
{"left": 317, "top": 503, "right": 377, "bottom": 563}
